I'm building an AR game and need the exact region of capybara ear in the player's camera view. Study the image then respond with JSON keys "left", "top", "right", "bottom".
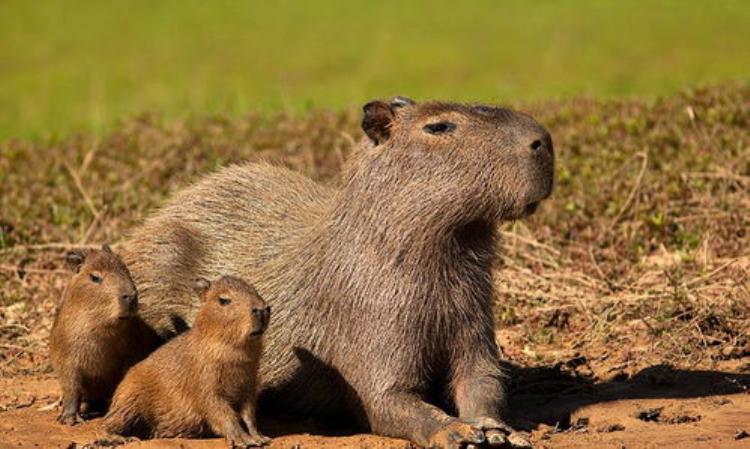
{"left": 362, "top": 100, "right": 395, "bottom": 145}
{"left": 193, "top": 277, "right": 211, "bottom": 297}
{"left": 64, "top": 250, "right": 86, "bottom": 273}
{"left": 390, "top": 96, "right": 415, "bottom": 109}
{"left": 101, "top": 243, "right": 113, "bottom": 253}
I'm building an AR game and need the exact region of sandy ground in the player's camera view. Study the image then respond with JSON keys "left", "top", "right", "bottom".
{"left": 1, "top": 360, "right": 748, "bottom": 449}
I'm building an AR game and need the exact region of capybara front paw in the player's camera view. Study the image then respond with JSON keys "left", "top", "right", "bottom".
{"left": 428, "top": 420, "right": 486, "bottom": 449}
{"left": 227, "top": 433, "right": 270, "bottom": 448}
{"left": 57, "top": 411, "right": 82, "bottom": 426}
{"left": 255, "top": 434, "right": 272, "bottom": 445}
{"left": 465, "top": 417, "right": 532, "bottom": 448}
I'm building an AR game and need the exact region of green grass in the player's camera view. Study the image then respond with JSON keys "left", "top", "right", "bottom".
{"left": 2, "top": 0, "right": 750, "bottom": 139}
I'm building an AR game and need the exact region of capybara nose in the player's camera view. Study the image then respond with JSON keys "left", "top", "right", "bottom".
{"left": 253, "top": 306, "right": 271, "bottom": 330}
{"left": 120, "top": 293, "right": 138, "bottom": 311}
{"left": 528, "top": 130, "right": 553, "bottom": 155}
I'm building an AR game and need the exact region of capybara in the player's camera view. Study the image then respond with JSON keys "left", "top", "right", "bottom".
{"left": 49, "top": 244, "right": 159, "bottom": 425}
{"left": 120, "top": 97, "right": 554, "bottom": 448}
{"left": 104, "top": 276, "right": 271, "bottom": 448}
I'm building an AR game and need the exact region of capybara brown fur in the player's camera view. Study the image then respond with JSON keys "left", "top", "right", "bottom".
{"left": 120, "top": 97, "right": 554, "bottom": 448}
{"left": 104, "top": 276, "right": 271, "bottom": 448}
{"left": 49, "top": 244, "right": 159, "bottom": 425}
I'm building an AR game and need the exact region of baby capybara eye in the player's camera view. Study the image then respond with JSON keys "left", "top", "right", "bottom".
{"left": 90, "top": 273, "right": 103, "bottom": 284}
{"left": 219, "top": 297, "right": 231, "bottom": 306}
{"left": 423, "top": 122, "right": 456, "bottom": 135}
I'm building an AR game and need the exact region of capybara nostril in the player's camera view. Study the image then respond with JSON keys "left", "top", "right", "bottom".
{"left": 530, "top": 139, "right": 543, "bottom": 151}
{"left": 263, "top": 306, "right": 271, "bottom": 327}
{"left": 120, "top": 293, "right": 137, "bottom": 308}
{"left": 253, "top": 306, "right": 271, "bottom": 328}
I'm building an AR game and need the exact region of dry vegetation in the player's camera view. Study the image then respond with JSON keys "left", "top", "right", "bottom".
{"left": 1, "top": 84, "right": 748, "bottom": 382}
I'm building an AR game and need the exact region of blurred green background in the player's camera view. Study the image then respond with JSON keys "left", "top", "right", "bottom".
{"left": 1, "top": 0, "right": 749, "bottom": 139}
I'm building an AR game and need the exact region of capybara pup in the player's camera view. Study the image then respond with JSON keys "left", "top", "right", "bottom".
{"left": 104, "top": 276, "right": 271, "bottom": 448}
{"left": 50, "top": 244, "right": 159, "bottom": 425}
{"left": 121, "top": 97, "right": 554, "bottom": 448}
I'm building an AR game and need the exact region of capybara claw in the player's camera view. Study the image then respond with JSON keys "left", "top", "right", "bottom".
{"left": 429, "top": 420, "right": 485, "bottom": 449}
{"left": 228, "top": 434, "right": 270, "bottom": 448}
{"left": 463, "top": 417, "right": 530, "bottom": 448}
{"left": 57, "top": 411, "right": 81, "bottom": 426}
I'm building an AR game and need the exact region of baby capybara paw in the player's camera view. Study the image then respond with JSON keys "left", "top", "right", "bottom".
{"left": 428, "top": 420, "right": 486, "bottom": 449}
{"left": 227, "top": 433, "right": 270, "bottom": 448}
{"left": 57, "top": 410, "right": 82, "bottom": 426}
{"left": 464, "top": 417, "right": 532, "bottom": 448}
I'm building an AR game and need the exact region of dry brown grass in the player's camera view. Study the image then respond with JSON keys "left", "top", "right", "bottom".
{"left": 1, "top": 84, "right": 748, "bottom": 378}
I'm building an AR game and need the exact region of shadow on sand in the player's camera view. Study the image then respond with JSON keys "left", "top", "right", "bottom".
{"left": 260, "top": 356, "right": 750, "bottom": 437}
{"left": 504, "top": 361, "right": 750, "bottom": 429}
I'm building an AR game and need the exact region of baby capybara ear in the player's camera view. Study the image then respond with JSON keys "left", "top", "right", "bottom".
{"left": 64, "top": 250, "right": 86, "bottom": 273}
{"left": 193, "top": 278, "right": 212, "bottom": 298}
{"left": 362, "top": 100, "right": 396, "bottom": 145}
{"left": 101, "top": 243, "right": 113, "bottom": 254}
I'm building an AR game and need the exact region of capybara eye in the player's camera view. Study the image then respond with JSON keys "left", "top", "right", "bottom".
{"left": 423, "top": 122, "right": 456, "bottom": 135}
{"left": 219, "top": 297, "right": 231, "bottom": 306}
{"left": 89, "top": 273, "right": 102, "bottom": 284}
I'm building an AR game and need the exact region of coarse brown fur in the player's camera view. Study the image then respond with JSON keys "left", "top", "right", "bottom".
{"left": 49, "top": 244, "right": 159, "bottom": 425}
{"left": 119, "top": 97, "right": 554, "bottom": 448}
{"left": 104, "top": 276, "right": 271, "bottom": 448}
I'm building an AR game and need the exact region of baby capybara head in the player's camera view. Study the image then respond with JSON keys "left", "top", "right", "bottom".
{"left": 193, "top": 276, "right": 270, "bottom": 343}
{"left": 358, "top": 96, "right": 555, "bottom": 221}
{"left": 63, "top": 244, "right": 138, "bottom": 321}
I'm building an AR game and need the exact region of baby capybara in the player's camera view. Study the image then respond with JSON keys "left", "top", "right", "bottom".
{"left": 104, "top": 276, "right": 271, "bottom": 448}
{"left": 50, "top": 244, "right": 159, "bottom": 425}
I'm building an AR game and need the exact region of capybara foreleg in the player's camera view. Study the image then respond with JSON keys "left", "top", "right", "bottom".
{"left": 369, "top": 392, "right": 486, "bottom": 449}
{"left": 205, "top": 399, "right": 267, "bottom": 448}
{"left": 240, "top": 401, "right": 271, "bottom": 445}
{"left": 57, "top": 383, "right": 81, "bottom": 425}
{"left": 452, "top": 358, "right": 530, "bottom": 448}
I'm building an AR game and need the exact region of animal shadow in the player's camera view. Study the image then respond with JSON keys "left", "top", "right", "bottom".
{"left": 504, "top": 361, "right": 750, "bottom": 430}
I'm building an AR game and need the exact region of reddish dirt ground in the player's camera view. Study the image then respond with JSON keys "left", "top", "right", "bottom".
{"left": 2, "top": 359, "right": 748, "bottom": 449}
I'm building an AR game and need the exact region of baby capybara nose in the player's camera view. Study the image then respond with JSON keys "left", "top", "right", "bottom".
{"left": 119, "top": 293, "right": 137, "bottom": 311}
{"left": 252, "top": 306, "right": 271, "bottom": 330}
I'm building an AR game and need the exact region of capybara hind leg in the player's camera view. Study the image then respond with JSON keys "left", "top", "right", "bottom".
{"left": 368, "top": 392, "right": 485, "bottom": 449}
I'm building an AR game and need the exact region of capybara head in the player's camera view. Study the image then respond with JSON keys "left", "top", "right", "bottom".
{"left": 193, "top": 276, "right": 270, "bottom": 343}
{"left": 357, "top": 96, "right": 554, "bottom": 221}
{"left": 63, "top": 244, "right": 138, "bottom": 321}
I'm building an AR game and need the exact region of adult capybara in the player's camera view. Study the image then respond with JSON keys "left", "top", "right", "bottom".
{"left": 120, "top": 97, "right": 554, "bottom": 449}
{"left": 105, "top": 276, "right": 271, "bottom": 448}
{"left": 49, "top": 244, "right": 159, "bottom": 425}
